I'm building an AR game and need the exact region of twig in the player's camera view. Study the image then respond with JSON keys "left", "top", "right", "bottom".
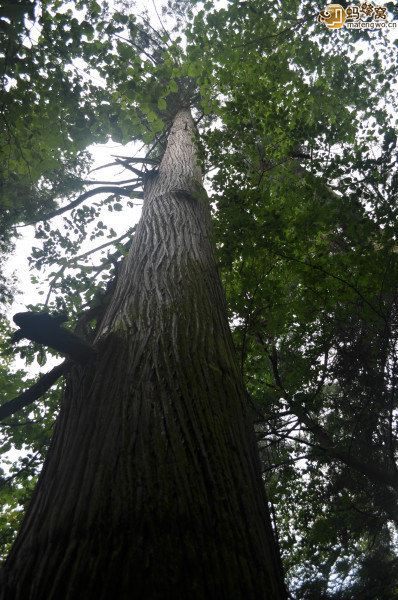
{"left": 151, "top": 0, "right": 172, "bottom": 45}
{"left": 270, "top": 247, "right": 387, "bottom": 323}
{"left": 67, "top": 232, "right": 131, "bottom": 264}
{"left": 113, "top": 32, "right": 158, "bottom": 65}
{"left": 43, "top": 232, "right": 132, "bottom": 305}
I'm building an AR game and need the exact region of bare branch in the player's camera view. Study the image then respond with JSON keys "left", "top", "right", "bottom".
{"left": 114, "top": 159, "right": 144, "bottom": 177}
{"left": 111, "top": 156, "right": 159, "bottom": 165}
{"left": 89, "top": 161, "right": 124, "bottom": 173}
{"left": 83, "top": 177, "right": 141, "bottom": 185}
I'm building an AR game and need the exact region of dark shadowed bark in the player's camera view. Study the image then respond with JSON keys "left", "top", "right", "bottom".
{"left": 0, "top": 109, "right": 286, "bottom": 599}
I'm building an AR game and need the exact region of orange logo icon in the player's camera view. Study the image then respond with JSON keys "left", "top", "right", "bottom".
{"left": 318, "top": 4, "right": 347, "bottom": 29}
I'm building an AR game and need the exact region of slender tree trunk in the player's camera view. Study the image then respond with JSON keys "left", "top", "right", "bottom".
{"left": 1, "top": 109, "right": 286, "bottom": 599}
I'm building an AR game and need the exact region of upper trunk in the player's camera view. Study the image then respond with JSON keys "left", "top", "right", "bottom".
{"left": 1, "top": 109, "right": 286, "bottom": 599}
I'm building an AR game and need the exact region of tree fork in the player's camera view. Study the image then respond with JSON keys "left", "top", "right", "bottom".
{"left": 0, "top": 109, "right": 286, "bottom": 599}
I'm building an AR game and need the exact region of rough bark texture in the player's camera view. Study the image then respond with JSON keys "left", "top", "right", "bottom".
{"left": 1, "top": 110, "right": 286, "bottom": 599}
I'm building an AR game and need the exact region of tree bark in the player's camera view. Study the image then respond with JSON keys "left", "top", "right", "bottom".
{"left": 0, "top": 109, "right": 286, "bottom": 599}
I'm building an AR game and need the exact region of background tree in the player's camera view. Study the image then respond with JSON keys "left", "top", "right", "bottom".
{"left": 191, "top": 1, "right": 398, "bottom": 595}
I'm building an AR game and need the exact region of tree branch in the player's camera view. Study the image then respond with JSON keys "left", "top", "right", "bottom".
{"left": 23, "top": 186, "right": 143, "bottom": 226}
{"left": 110, "top": 156, "right": 159, "bottom": 165}
{"left": 262, "top": 340, "right": 398, "bottom": 491}
{"left": 67, "top": 232, "right": 131, "bottom": 264}
{"left": 114, "top": 159, "right": 145, "bottom": 177}
{"left": 0, "top": 362, "right": 67, "bottom": 422}
{"left": 113, "top": 32, "right": 159, "bottom": 65}
{"left": 43, "top": 231, "right": 133, "bottom": 306}
{"left": 83, "top": 177, "right": 141, "bottom": 185}
{"left": 270, "top": 247, "right": 387, "bottom": 322}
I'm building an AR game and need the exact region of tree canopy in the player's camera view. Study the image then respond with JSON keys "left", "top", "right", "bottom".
{"left": 1, "top": 0, "right": 398, "bottom": 596}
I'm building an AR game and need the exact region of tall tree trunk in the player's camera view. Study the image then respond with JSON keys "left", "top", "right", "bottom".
{"left": 1, "top": 109, "right": 286, "bottom": 599}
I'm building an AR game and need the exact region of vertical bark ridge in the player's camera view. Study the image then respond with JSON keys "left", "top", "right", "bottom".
{"left": 1, "top": 109, "right": 286, "bottom": 599}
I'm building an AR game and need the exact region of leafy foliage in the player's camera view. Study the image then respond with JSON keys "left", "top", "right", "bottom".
{"left": 0, "top": 318, "right": 60, "bottom": 559}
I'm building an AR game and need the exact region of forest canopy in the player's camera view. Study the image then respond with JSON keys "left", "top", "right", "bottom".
{"left": 1, "top": 0, "right": 398, "bottom": 597}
